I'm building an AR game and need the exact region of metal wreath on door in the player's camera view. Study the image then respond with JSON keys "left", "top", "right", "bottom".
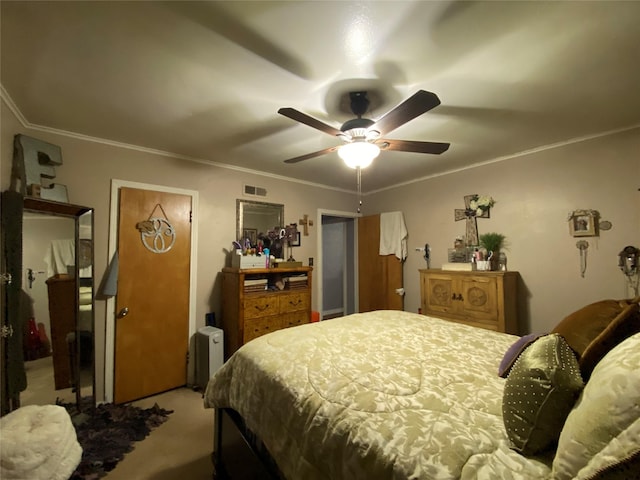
{"left": 136, "top": 203, "right": 176, "bottom": 254}
{"left": 114, "top": 187, "right": 192, "bottom": 404}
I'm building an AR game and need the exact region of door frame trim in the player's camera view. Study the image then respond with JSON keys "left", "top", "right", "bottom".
{"left": 316, "top": 209, "right": 360, "bottom": 320}
{"left": 104, "top": 180, "right": 198, "bottom": 403}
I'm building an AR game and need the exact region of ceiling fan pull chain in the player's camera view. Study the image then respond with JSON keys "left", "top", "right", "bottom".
{"left": 356, "top": 166, "right": 362, "bottom": 213}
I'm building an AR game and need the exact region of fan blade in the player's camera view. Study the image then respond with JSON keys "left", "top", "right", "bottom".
{"left": 278, "top": 108, "right": 343, "bottom": 137}
{"left": 379, "top": 139, "right": 450, "bottom": 155}
{"left": 284, "top": 146, "right": 339, "bottom": 164}
{"left": 371, "top": 90, "right": 441, "bottom": 136}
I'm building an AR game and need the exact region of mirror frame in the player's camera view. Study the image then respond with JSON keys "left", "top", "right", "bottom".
{"left": 236, "top": 199, "right": 284, "bottom": 243}
{"left": 23, "top": 197, "right": 95, "bottom": 410}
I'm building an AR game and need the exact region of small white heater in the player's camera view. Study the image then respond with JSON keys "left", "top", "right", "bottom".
{"left": 195, "top": 326, "right": 224, "bottom": 390}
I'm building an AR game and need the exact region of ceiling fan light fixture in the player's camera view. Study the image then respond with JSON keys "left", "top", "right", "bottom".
{"left": 278, "top": 89, "right": 448, "bottom": 168}
{"left": 338, "top": 141, "right": 380, "bottom": 169}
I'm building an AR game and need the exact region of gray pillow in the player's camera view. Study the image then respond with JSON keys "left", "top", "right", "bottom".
{"left": 502, "top": 333, "right": 584, "bottom": 455}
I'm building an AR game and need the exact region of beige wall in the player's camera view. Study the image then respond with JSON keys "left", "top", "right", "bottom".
{"left": 3, "top": 99, "right": 639, "bottom": 400}
{"left": 1, "top": 102, "right": 356, "bottom": 401}
{"left": 364, "top": 127, "right": 640, "bottom": 333}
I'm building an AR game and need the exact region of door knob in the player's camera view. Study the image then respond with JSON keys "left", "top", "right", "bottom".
{"left": 117, "top": 307, "right": 129, "bottom": 318}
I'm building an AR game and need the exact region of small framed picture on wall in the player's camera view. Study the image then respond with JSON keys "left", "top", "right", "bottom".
{"left": 568, "top": 209, "right": 598, "bottom": 237}
{"left": 290, "top": 232, "right": 301, "bottom": 247}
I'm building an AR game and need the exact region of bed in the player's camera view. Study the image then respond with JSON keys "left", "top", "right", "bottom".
{"left": 204, "top": 301, "right": 640, "bottom": 480}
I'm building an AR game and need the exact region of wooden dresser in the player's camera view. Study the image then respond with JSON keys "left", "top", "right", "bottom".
{"left": 46, "top": 274, "right": 76, "bottom": 390}
{"left": 221, "top": 266, "right": 313, "bottom": 357}
{"left": 419, "top": 269, "right": 519, "bottom": 334}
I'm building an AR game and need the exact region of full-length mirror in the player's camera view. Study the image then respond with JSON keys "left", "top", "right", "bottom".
{"left": 236, "top": 199, "right": 284, "bottom": 245}
{"left": 19, "top": 198, "right": 94, "bottom": 410}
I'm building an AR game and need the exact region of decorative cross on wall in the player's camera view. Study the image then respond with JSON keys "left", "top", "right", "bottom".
{"left": 454, "top": 194, "right": 490, "bottom": 246}
{"left": 299, "top": 214, "right": 314, "bottom": 236}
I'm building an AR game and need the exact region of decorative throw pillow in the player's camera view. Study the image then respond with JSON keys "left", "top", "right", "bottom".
{"left": 551, "top": 333, "right": 640, "bottom": 480}
{"left": 551, "top": 299, "right": 628, "bottom": 355}
{"left": 579, "top": 302, "right": 640, "bottom": 380}
{"left": 498, "top": 333, "right": 544, "bottom": 378}
{"left": 502, "top": 333, "right": 584, "bottom": 456}
{"left": 551, "top": 298, "right": 640, "bottom": 380}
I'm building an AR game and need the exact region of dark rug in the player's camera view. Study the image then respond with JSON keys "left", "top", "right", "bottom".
{"left": 58, "top": 399, "right": 173, "bottom": 480}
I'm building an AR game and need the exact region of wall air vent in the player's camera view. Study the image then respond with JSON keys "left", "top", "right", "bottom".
{"left": 243, "top": 184, "right": 267, "bottom": 197}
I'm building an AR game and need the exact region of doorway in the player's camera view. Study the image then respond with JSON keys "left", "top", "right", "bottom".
{"left": 317, "top": 210, "right": 358, "bottom": 320}
{"left": 104, "top": 180, "right": 198, "bottom": 403}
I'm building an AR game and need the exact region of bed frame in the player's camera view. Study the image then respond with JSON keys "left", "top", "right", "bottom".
{"left": 212, "top": 408, "right": 283, "bottom": 480}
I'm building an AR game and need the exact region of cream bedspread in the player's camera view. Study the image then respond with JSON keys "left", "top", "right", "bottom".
{"left": 204, "top": 310, "right": 553, "bottom": 480}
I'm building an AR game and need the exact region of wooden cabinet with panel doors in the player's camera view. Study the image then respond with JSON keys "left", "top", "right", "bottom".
{"left": 419, "top": 269, "right": 519, "bottom": 334}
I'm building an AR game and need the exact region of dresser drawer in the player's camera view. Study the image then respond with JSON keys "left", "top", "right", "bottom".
{"left": 444, "top": 316, "right": 499, "bottom": 332}
{"left": 279, "top": 292, "right": 309, "bottom": 313}
{"left": 244, "top": 316, "right": 282, "bottom": 343}
{"left": 244, "top": 295, "right": 279, "bottom": 319}
{"left": 281, "top": 312, "right": 309, "bottom": 329}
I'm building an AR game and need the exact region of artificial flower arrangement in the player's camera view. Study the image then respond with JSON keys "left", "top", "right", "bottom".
{"left": 469, "top": 195, "right": 495, "bottom": 217}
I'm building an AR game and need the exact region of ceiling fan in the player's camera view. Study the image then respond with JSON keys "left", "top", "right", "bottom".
{"left": 278, "top": 90, "right": 450, "bottom": 169}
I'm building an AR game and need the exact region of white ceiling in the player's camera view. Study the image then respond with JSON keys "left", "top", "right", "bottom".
{"left": 2, "top": 1, "right": 639, "bottom": 193}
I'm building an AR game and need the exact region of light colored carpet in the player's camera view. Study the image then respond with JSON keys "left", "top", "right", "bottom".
{"left": 104, "top": 387, "right": 215, "bottom": 480}
{"left": 21, "top": 358, "right": 273, "bottom": 479}
{"left": 113, "top": 388, "right": 271, "bottom": 480}
{"left": 21, "top": 359, "right": 215, "bottom": 479}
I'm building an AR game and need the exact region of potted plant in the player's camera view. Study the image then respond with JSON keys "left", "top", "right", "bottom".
{"left": 479, "top": 232, "right": 506, "bottom": 270}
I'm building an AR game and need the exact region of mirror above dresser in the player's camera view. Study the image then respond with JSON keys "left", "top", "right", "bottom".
{"left": 236, "top": 199, "right": 284, "bottom": 244}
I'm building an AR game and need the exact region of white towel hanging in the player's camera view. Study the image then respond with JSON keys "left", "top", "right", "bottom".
{"left": 379, "top": 212, "right": 408, "bottom": 260}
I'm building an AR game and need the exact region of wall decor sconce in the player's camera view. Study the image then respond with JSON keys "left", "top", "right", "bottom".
{"left": 576, "top": 240, "right": 589, "bottom": 278}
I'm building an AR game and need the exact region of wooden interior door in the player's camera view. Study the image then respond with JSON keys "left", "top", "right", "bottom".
{"left": 114, "top": 187, "right": 191, "bottom": 404}
{"left": 358, "top": 214, "right": 404, "bottom": 312}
